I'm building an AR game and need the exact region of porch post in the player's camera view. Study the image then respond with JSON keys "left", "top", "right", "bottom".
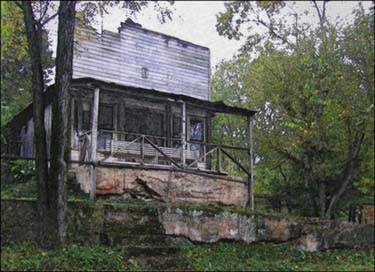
{"left": 77, "top": 91, "right": 83, "bottom": 158}
{"left": 181, "top": 101, "right": 187, "bottom": 168}
{"left": 90, "top": 87, "right": 100, "bottom": 200}
{"left": 247, "top": 115, "right": 254, "bottom": 209}
{"left": 70, "top": 98, "right": 75, "bottom": 159}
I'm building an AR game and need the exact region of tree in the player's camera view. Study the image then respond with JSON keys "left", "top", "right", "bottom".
{"left": 20, "top": 1, "right": 52, "bottom": 246}
{"left": 0, "top": 1, "right": 53, "bottom": 139}
{"left": 16, "top": 0, "right": 174, "bottom": 247}
{"left": 213, "top": 1, "right": 374, "bottom": 218}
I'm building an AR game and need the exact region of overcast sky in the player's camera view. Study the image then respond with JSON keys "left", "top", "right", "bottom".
{"left": 48, "top": 1, "right": 372, "bottom": 72}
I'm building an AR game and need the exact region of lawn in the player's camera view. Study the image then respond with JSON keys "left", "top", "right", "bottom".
{"left": 182, "top": 241, "right": 374, "bottom": 271}
{"left": 1, "top": 241, "right": 373, "bottom": 271}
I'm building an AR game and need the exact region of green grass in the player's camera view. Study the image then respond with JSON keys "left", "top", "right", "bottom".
{"left": 1, "top": 242, "right": 138, "bottom": 271}
{"left": 1, "top": 181, "right": 37, "bottom": 199}
{"left": 1, "top": 180, "right": 90, "bottom": 201}
{"left": 1, "top": 241, "right": 373, "bottom": 271}
{"left": 181, "top": 242, "right": 375, "bottom": 271}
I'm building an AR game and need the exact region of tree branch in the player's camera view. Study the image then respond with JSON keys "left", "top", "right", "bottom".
{"left": 41, "top": 11, "right": 58, "bottom": 26}
{"left": 14, "top": 1, "right": 22, "bottom": 9}
{"left": 38, "top": 1, "right": 50, "bottom": 24}
{"left": 312, "top": 1, "right": 323, "bottom": 25}
{"left": 325, "top": 130, "right": 365, "bottom": 218}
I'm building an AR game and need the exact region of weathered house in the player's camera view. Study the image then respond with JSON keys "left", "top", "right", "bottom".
{"left": 5, "top": 19, "right": 256, "bottom": 207}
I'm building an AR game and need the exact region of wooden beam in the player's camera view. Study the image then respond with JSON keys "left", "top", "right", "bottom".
{"left": 247, "top": 116, "right": 254, "bottom": 209}
{"left": 144, "top": 136, "right": 181, "bottom": 169}
{"left": 216, "top": 146, "right": 221, "bottom": 173}
{"left": 220, "top": 147, "right": 250, "bottom": 177}
{"left": 90, "top": 87, "right": 100, "bottom": 200}
{"left": 91, "top": 88, "right": 100, "bottom": 162}
{"left": 180, "top": 101, "right": 186, "bottom": 168}
{"left": 205, "top": 114, "right": 212, "bottom": 167}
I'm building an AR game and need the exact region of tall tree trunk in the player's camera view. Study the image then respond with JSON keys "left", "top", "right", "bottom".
{"left": 303, "top": 174, "right": 316, "bottom": 216}
{"left": 21, "top": 1, "right": 51, "bottom": 247}
{"left": 325, "top": 131, "right": 365, "bottom": 219}
{"left": 319, "top": 181, "right": 326, "bottom": 219}
{"left": 49, "top": 0, "right": 77, "bottom": 246}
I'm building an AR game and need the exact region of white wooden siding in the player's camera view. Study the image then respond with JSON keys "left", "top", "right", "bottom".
{"left": 73, "top": 23, "right": 211, "bottom": 101}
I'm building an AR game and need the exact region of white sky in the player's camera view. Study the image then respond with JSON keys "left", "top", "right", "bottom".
{"left": 47, "top": 1, "right": 372, "bottom": 73}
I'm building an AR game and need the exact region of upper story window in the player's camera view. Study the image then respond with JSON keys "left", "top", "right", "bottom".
{"left": 141, "top": 67, "right": 148, "bottom": 79}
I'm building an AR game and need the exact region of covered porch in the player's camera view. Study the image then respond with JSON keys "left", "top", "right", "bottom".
{"left": 3, "top": 78, "right": 257, "bottom": 207}
{"left": 69, "top": 78, "right": 256, "bottom": 206}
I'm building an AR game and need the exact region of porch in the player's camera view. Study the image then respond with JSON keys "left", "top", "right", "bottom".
{"left": 3, "top": 78, "right": 257, "bottom": 207}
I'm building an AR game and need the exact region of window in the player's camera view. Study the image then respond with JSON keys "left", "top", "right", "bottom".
{"left": 98, "top": 105, "right": 113, "bottom": 130}
{"left": 82, "top": 102, "right": 91, "bottom": 130}
{"left": 124, "top": 108, "right": 164, "bottom": 145}
{"left": 189, "top": 118, "right": 204, "bottom": 152}
{"left": 74, "top": 101, "right": 91, "bottom": 130}
{"left": 141, "top": 67, "right": 148, "bottom": 79}
{"left": 98, "top": 105, "right": 114, "bottom": 149}
{"left": 172, "top": 115, "right": 182, "bottom": 147}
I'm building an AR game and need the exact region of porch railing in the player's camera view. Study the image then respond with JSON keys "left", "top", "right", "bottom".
{"left": 89, "top": 129, "right": 251, "bottom": 176}
{"left": 2, "top": 130, "right": 251, "bottom": 178}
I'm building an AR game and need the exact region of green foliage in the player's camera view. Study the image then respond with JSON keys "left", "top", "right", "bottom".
{"left": 0, "top": 180, "right": 37, "bottom": 199}
{"left": 213, "top": 2, "right": 374, "bottom": 218}
{"left": 165, "top": 202, "right": 288, "bottom": 219}
{"left": 1, "top": 241, "right": 373, "bottom": 271}
{"left": 1, "top": 242, "right": 138, "bottom": 271}
{"left": 0, "top": 1, "right": 54, "bottom": 129}
{"left": 9, "top": 160, "right": 36, "bottom": 184}
{"left": 182, "top": 242, "right": 374, "bottom": 271}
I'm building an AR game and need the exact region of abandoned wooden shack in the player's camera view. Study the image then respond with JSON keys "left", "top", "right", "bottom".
{"left": 4, "top": 19, "right": 257, "bottom": 207}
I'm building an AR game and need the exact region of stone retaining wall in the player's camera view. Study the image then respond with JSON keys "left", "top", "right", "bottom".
{"left": 2, "top": 199, "right": 373, "bottom": 252}
{"left": 75, "top": 166, "right": 249, "bottom": 206}
{"left": 1, "top": 199, "right": 103, "bottom": 245}
{"left": 158, "top": 205, "right": 374, "bottom": 252}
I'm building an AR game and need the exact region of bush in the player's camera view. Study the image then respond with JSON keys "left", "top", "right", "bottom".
{"left": 9, "top": 160, "right": 35, "bottom": 184}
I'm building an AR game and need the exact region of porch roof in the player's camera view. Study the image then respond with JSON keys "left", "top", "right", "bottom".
{"left": 75, "top": 77, "right": 257, "bottom": 117}
{"left": 6, "top": 77, "right": 257, "bottom": 131}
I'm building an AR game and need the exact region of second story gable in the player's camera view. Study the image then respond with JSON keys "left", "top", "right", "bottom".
{"left": 73, "top": 19, "right": 211, "bottom": 101}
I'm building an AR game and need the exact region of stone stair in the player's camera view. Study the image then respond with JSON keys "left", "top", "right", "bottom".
{"left": 102, "top": 204, "right": 190, "bottom": 271}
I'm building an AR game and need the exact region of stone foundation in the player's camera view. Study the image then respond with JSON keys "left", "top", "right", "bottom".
{"left": 72, "top": 165, "right": 249, "bottom": 206}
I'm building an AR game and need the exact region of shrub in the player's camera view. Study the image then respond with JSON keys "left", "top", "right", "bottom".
{"left": 9, "top": 160, "right": 35, "bottom": 184}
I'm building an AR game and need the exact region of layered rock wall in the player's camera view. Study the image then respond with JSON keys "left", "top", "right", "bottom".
{"left": 2, "top": 199, "right": 372, "bottom": 252}
{"left": 158, "top": 206, "right": 375, "bottom": 252}
{"left": 93, "top": 167, "right": 249, "bottom": 206}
